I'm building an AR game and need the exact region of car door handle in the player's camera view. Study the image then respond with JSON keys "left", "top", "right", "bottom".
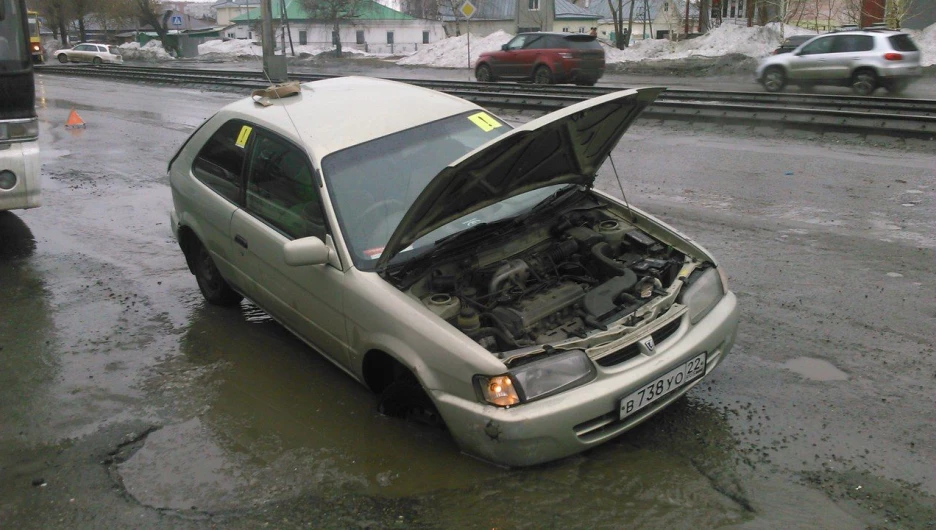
{"left": 234, "top": 235, "right": 248, "bottom": 249}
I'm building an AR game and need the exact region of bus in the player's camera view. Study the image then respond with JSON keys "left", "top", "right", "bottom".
{"left": 26, "top": 9, "right": 41, "bottom": 63}
{"left": 0, "top": 0, "right": 41, "bottom": 211}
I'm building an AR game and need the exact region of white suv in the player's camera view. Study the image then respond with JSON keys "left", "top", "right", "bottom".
{"left": 756, "top": 30, "right": 922, "bottom": 96}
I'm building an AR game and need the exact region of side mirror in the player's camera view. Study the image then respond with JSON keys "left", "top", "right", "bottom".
{"left": 283, "top": 236, "right": 330, "bottom": 267}
{"left": 501, "top": 44, "right": 508, "bottom": 51}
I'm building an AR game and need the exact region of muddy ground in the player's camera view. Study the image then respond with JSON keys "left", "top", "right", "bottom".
{"left": 0, "top": 73, "right": 934, "bottom": 529}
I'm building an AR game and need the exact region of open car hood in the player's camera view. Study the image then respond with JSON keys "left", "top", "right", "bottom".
{"left": 376, "top": 87, "right": 663, "bottom": 271}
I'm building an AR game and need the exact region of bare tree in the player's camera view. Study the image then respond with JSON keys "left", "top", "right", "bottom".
{"left": 300, "top": 0, "right": 365, "bottom": 57}
{"left": 91, "top": 0, "right": 136, "bottom": 39}
{"left": 400, "top": 0, "right": 438, "bottom": 19}
{"left": 132, "top": 0, "right": 179, "bottom": 55}
{"left": 606, "top": 0, "right": 632, "bottom": 49}
{"left": 442, "top": 0, "right": 462, "bottom": 35}
{"left": 69, "top": 0, "right": 95, "bottom": 41}
{"left": 35, "top": 0, "right": 70, "bottom": 45}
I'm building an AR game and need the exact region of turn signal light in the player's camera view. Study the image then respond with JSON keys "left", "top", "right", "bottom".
{"left": 884, "top": 52, "right": 903, "bottom": 61}
{"left": 477, "top": 375, "right": 520, "bottom": 406}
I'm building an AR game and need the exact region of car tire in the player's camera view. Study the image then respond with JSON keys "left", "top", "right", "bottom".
{"left": 475, "top": 64, "right": 495, "bottom": 82}
{"left": 193, "top": 241, "right": 243, "bottom": 306}
{"left": 850, "top": 70, "right": 877, "bottom": 96}
{"left": 92, "top": 57, "right": 102, "bottom": 65}
{"left": 762, "top": 67, "right": 786, "bottom": 92}
{"left": 378, "top": 378, "right": 444, "bottom": 428}
{"left": 886, "top": 79, "right": 909, "bottom": 95}
{"left": 57, "top": 53, "right": 68, "bottom": 64}
{"left": 533, "top": 65, "right": 553, "bottom": 85}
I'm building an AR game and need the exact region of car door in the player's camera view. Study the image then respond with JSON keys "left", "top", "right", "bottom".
{"left": 78, "top": 44, "right": 95, "bottom": 62}
{"left": 789, "top": 35, "right": 835, "bottom": 80}
{"left": 828, "top": 35, "right": 874, "bottom": 80}
{"left": 229, "top": 128, "right": 350, "bottom": 367}
{"left": 185, "top": 119, "right": 250, "bottom": 292}
{"left": 496, "top": 34, "right": 528, "bottom": 78}
{"left": 69, "top": 44, "right": 87, "bottom": 61}
{"left": 514, "top": 34, "right": 547, "bottom": 78}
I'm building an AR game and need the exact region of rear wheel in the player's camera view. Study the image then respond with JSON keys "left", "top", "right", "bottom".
{"left": 475, "top": 64, "right": 495, "bottom": 82}
{"left": 193, "top": 241, "right": 243, "bottom": 306}
{"left": 850, "top": 70, "right": 877, "bottom": 96}
{"left": 533, "top": 65, "right": 553, "bottom": 85}
{"left": 57, "top": 53, "right": 68, "bottom": 64}
{"left": 92, "top": 57, "right": 102, "bottom": 65}
{"left": 762, "top": 67, "right": 786, "bottom": 92}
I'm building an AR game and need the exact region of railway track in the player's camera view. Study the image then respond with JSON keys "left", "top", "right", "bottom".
{"left": 37, "top": 64, "right": 936, "bottom": 140}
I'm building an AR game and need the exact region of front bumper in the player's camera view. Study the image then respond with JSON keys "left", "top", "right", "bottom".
{"left": 435, "top": 291, "right": 739, "bottom": 467}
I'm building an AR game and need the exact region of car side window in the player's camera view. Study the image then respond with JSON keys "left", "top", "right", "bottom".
{"left": 832, "top": 35, "right": 873, "bottom": 53}
{"left": 191, "top": 120, "right": 247, "bottom": 204}
{"left": 523, "top": 36, "right": 545, "bottom": 49}
{"left": 799, "top": 36, "right": 834, "bottom": 55}
{"left": 245, "top": 132, "right": 327, "bottom": 240}
{"left": 506, "top": 36, "right": 526, "bottom": 50}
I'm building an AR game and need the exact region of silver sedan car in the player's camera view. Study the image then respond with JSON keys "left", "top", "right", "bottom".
{"left": 168, "top": 77, "right": 739, "bottom": 466}
{"left": 56, "top": 42, "right": 123, "bottom": 65}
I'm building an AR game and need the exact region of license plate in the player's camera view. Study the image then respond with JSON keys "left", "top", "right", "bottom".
{"left": 619, "top": 353, "right": 706, "bottom": 420}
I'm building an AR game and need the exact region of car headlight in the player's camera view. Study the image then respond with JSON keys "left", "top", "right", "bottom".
{"left": 475, "top": 349, "right": 597, "bottom": 407}
{"left": 682, "top": 267, "right": 726, "bottom": 324}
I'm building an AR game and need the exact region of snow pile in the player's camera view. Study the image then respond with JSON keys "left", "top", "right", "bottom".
{"left": 118, "top": 40, "right": 174, "bottom": 61}
{"left": 290, "top": 44, "right": 373, "bottom": 57}
{"left": 604, "top": 23, "right": 816, "bottom": 63}
{"left": 397, "top": 31, "right": 514, "bottom": 67}
{"left": 904, "top": 23, "right": 936, "bottom": 67}
{"left": 198, "top": 38, "right": 262, "bottom": 58}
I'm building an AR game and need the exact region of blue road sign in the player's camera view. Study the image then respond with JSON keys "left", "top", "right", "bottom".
{"left": 171, "top": 15, "right": 183, "bottom": 27}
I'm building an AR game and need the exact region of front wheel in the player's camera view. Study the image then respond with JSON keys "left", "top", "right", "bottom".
{"left": 533, "top": 65, "right": 553, "bottom": 85}
{"left": 851, "top": 70, "right": 877, "bottom": 96}
{"left": 378, "top": 379, "right": 444, "bottom": 428}
{"left": 762, "top": 67, "right": 786, "bottom": 92}
{"left": 193, "top": 242, "right": 243, "bottom": 306}
{"left": 57, "top": 54, "right": 68, "bottom": 64}
{"left": 475, "top": 64, "right": 495, "bottom": 82}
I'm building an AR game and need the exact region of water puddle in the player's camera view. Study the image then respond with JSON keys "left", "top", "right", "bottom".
{"left": 782, "top": 357, "right": 848, "bottom": 381}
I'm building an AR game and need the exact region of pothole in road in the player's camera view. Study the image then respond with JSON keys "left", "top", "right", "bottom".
{"left": 782, "top": 357, "right": 848, "bottom": 381}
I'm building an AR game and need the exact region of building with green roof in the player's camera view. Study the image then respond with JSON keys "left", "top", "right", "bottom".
{"left": 228, "top": 0, "right": 444, "bottom": 54}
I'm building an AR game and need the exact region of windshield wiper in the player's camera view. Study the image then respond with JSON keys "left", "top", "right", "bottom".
{"left": 518, "top": 185, "right": 581, "bottom": 222}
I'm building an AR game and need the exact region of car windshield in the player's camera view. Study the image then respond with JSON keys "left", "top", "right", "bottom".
{"left": 323, "top": 111, "right": 542, "bottom": 270}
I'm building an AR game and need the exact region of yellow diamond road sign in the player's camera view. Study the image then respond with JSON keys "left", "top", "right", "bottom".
{"left": 459, "top": 0, "right": 476, "bottom": 19}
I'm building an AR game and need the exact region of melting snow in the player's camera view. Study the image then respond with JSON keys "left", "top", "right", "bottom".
{"left": 397, "top": 31, "right": 515, "bottom": 68}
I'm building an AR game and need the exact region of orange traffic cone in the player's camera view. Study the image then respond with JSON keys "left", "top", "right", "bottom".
{"left": 65, "top": 109, "right": 86, "bottom": 130}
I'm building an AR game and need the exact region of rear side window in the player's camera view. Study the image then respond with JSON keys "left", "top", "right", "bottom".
{"left": 833, "top": 35, "right": 873, "bottom": 53}
{"left": 191, "top": 120, "right": 248, "bottom": 203}
{"left": 562, "top": 37, "right": 602, "bottom": 50}
{"left": 108, "top": 46, "right": 120, "bottom": 55}
{"left": 888, "top": 34, "right": 918, "bottom": 52}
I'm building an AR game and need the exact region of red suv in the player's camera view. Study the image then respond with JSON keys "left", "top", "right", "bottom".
{"left": 475, "top": 32, "right": 605, "bottom": 86}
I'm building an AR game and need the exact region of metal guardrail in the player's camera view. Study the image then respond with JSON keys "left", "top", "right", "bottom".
{"left": 36, "top": 64, "right": 936, "bottom": 140}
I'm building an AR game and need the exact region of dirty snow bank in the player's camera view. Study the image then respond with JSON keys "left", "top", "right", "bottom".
{"left": 118, "top": 41, "right": 173, "bottom": 61}
{"left": 905, "top": 23, "right": 936, "bottom": 66}
{"left": 197, "top": 39, "right": 373, "bottom": 60}
{"left": 604, "top": 23, "right": 815, "bottom": 63}
{"left": 397, "top": 31, "right": 514, "bottom": 67}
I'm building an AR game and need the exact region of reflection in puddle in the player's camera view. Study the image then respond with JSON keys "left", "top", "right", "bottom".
{"left": 783, "top": 357, "right": 848, "bottom": 381}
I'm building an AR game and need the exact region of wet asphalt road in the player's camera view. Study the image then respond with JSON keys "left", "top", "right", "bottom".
{"left": 0, "top": 72, "right": 934, "bottom": 529}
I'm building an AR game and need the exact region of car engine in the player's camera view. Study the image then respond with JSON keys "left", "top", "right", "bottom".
{"left": 405, "top": 206, "right": 691, "bottom": 355}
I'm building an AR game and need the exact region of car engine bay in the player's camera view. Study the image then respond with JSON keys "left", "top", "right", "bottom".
{"left": 399, "top": 198, "right": 706, "bottom": 358}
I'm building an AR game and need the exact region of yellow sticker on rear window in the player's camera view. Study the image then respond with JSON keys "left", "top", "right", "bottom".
{"left": 235, "top": 125, "right": 253, "bottom": 148}
{"left": 468, "top": 112, "right": 502, "bottom": 132}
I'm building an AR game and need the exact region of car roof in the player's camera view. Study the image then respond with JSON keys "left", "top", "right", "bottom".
{"left": 518, "top": 31, "right": 595, "bottom": 38}
{"left": 217, "top": 76, "right": 483, "bottom": 157}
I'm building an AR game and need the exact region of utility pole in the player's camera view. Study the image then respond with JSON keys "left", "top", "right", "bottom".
{"left": 261, "top": 0, "right": 287, "bottom": 82}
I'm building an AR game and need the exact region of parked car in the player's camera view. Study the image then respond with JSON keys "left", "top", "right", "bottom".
{"left": 168, "top": 76, "right": 739, "bottom": 467}
{"left": 56, "top": 43, "right": 123, "bottom": 65}
{"left": 771, "top": 34, "right": 815, "bottom": 55}
{"left": 475, "top": 32, "right": 605, "bottom": 86}
{"left": 756, "top": 29, "right": 922, "bottom": 95}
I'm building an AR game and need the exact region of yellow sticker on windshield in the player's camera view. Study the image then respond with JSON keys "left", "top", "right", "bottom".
{"left": 235, "top": 125, "right": 253, "bottom": 148}
{"left": 468, "top": 112, "right": 502, "bottom": 132}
